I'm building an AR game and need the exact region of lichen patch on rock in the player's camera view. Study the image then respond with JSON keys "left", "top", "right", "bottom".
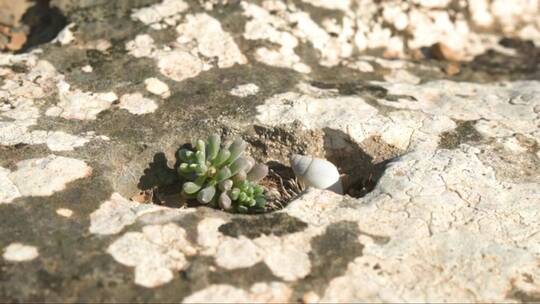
{"left": 230, "top": 83, "right": 259, "bottom": 97}
{"left": 107, "top": 223, "right": 196, "bottom": 288}
{"left": 2, "top": 243, "right": 38, "bottom": 262}
{"left": 89, "top": 193, "right": 167, "bottom": 235}
{"left": 0, "top": 155, "right": 91, "bottom": 202}
{"left": 119, "top": 93, "right": 158, "bottom": 115}
{"left": 128, "top": 11, "right": 246, "bottom": 82}
{"left": 46, "top": 81, "right": 118, "bottom": 120}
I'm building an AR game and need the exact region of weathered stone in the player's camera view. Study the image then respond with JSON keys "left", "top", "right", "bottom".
{"left": 0, "top": 0, "right": 539, "bottom": 302}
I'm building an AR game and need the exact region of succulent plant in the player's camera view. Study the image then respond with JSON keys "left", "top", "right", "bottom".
{"left": 177, "top": 134, "right": 268, "bottom": 213}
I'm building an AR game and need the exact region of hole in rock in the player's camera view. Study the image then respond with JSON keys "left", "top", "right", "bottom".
{"left": 322, "top": 128, "right": 402, "bottom": 198}
{"left": 134, "top": 122, "right": 402, "bottom": 214}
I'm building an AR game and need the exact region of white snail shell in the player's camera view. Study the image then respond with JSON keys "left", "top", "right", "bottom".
{"left": 290, "top": 154, "right": 343, "bottom": 194}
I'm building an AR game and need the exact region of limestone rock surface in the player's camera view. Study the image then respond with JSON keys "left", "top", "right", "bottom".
{"left": 0, "top": 0, "right": 539, "bottom": 302}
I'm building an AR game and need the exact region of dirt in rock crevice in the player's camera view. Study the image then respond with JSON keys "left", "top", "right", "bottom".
{"left": 135, "top": 122, "right": 403, "bottom": 214}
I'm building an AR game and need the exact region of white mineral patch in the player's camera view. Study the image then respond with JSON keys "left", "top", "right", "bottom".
{"left": 46, "top": 81, "right": 118, "bottom": 120}
{"left": 242, "top": 2, "right": 311, "bottom": 72}
{"left": 474, "top": 120, "right": 514, "bottom": 138}
{"left": 107, "top": 223, "right": 195, "bottom": 288}
{"left": 256, "top": 89, "right": 381, "bottom": 145}
{"left": 501, "top": 136, "right": 528, "bottom": 153}
{"left": 144, "top": 78, "right": 170, "bottom": 98}
{"left": 175, "top": 13, "right": 247, "bottom": 68}
{"left": 0, "top": 98, "right": 89, "bottom": 151}
{"left": 131, "top": 0, "right": 189, "bottom": 25}
{"left": 197, "top": 227, "right": 313, "bottom": 280}
{"left": 3, "top": 243, "right": 39, "bottom": 262}
{"left": 81, "top": 65, "right": 93, "bottom": 73}
{"left": 119, "top": 93, "right": 158, "bottom": 115}
{"left": 242, "top": 0, "right": 540, "bottom": 63}
{"left": 384, "top": 69, "right": 421, "bottom": 84}
{"left": 0, "top": 59, "right": 89, "bottom": 151}
{"left": 7, "top": 155, "right": 91, "bottom": 198}
{"left": 45, "top": 131, "right": 90, "bottom": 151}
{"left": 0, "top": 99, "right": 40, "bottom": 146}
{"left": 80, "top": 39, "right": 112, "bottom": 52}
{"left": 53, "top": 23, "right": 76, "bottom": 45}
{"left": 142, "top": 223, "right": 198, "bottom": 256}
{"left": 126, "top": 34, "right": 157, "bottom": 58}
{"left": 90, "top": 193, "right": 165, "bottom": 235}
{"left": 215, "top": 237, "right": 262, "bottom": 269}
{"left": 255, "top": 235, "right": 312, "bottom": 281}
{"left": 196, "top": 217, "right": 228, "bottom": 255}
{"left": 249, "top": 282, "right": 293, "bottom": 303}
{"left": 301, "top": 0, "right": 350, "bottom": 11}
{"left": 182, "top": 285, "right": 251, "bottom": 303}
{"left": 182, "top": 283, "right": 292, "bottom": 303}
{"left": 346, "top": 60, "right": 374, "bottom": 73}
{"left": 230, "top": 83, "right": 259, "bottom": 97}
{"left": 157, "top": 50, "right": 203, "bottom": 82}
{"left": 290, "top": 12, "right": 355, "bottom": 66}
{"left": 255, "top": 47, "right": 311, "bottom": 73}
{"left": 128, "top": 13, "right": 245, "bottom": 82}
{"left": 56, "top": 208, "right": 73, "bottom": 218}
{"left": 0, "top": 167, "right": 21, "bottom": 204}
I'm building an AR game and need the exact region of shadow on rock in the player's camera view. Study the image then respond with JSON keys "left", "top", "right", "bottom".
{"left": 20, "top": 0, "right": 68, "bottom": 52}
{"left": 137, "top": 151, "right": 185, "bottom": 208}
{"left": 322, "top": 128, "right": 401, "bottom": 198}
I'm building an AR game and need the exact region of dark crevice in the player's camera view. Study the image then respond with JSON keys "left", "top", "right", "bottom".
{"left": 19, "top": 0, "right": 67, "bottom": 52}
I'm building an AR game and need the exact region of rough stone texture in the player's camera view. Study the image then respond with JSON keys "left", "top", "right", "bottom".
{"left": 0, "top": 0, "right": 539, "bottom": 302}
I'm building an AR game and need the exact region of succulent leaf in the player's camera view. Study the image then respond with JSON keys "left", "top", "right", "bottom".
{"left": 247, "top": 164, "right": 268, "bottom": 183}
{"left": 183, "top": 182, "right": 201, "bottom": 194}
{"left": 196, "top": 139, "right": 205, "bottom": 153}
{"left": 178, "top": 134, "right": 267, "bottom": 213}
{"left": 218, "top": 192, "right": 232, "bottom": 210}
{"left": 237, "top": 205, "right": 248, "bottom": 213}
{"left": 244, "top": 156, "right": 255, "bottom": 172}
{"left": 238, "top": 192, "right": 248, "bottom": 203}
{"left": 195, "top": 150, "right": 205, "bottom": 166}
{"left": 230, "top": 188, "right": 240, "bottom": 200}
{"left": 230, "top": 157, "right": 251, "bottom": 175}
{"left": 218, "top": 179, "right": 233, "bottom": 191}
{"left": 178, "top": 163, "right": 190, "bottom": 174}
{"left": 207, "top": 134, "right": 220, "bottom": 161}
{"left": 232, "top": 170, "right": 247, "bottom": 183}
{"left": 212, "top": 149, "right": 231, "bottom": 167}
{"left": 255, "top": 197, "right": 266, "bottom": 208}
{"left": 196, "top": 163, "right": 208, "bottom": 175}
{"left": 197, "top": 185, "right": 216, "bottom": 204}
{"left": 227, "top": 138, "right": 246, "bottom": 164}
{"left": 254, "top": 185, "right": 264, "bottom": 195}
{"left": 248, "top": 198, "right": 256, "bottom": 207}
{"left": 239, "top": 180, "right": 249, "bottom": 192}
{"left": 216, "top": 167, "right": 232, "bottom": 182}
{"left": 178, "top": 149, "right": 193, "bottom": 162}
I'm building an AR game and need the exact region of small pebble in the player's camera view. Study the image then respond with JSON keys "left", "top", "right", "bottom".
{"left": 56, "top": 208, "right": 73, "bottom": 218}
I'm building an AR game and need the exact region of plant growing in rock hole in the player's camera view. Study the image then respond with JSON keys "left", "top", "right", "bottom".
{"left": 177, "top": 134, "right": 268, "bottom": 213}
